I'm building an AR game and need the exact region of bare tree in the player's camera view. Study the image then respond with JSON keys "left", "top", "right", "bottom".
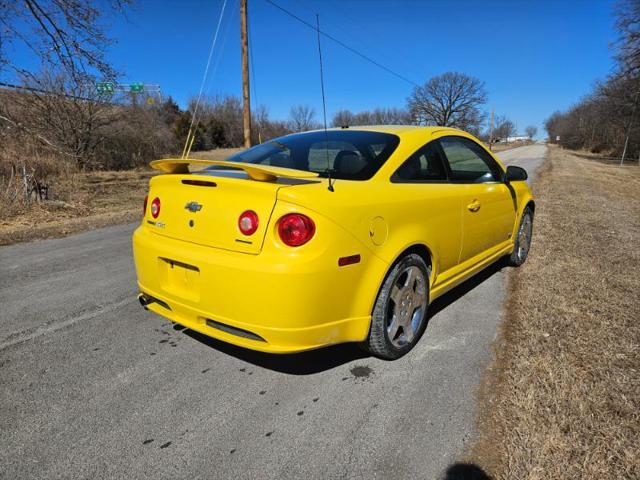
{"left": 407, "top": 72, "right": 488, "bottom": 131}
{"left": 362, "top": 108, "right": 412, "bottom": 125}
{"left": 182, "top": 95, "right": 244, "bottom": 149}
{"left": 613, "top": 1, "right": 640, "bottom": 163}
{"left": 494, "top": 116, "right": 516, "bottom": 141}
{"left": 545, "top": 75, "right": 640, "bottom": 156}
{"left": 332, "top": 109, "right": 355, "bottom": 127}
{"left": 525, "top": 125, "right": 538, "bottom": 140}
{"left": 252, "top": 105, "right": 291, "bottom": 144}
{"left": 1, "top": 68, "right": 179, "bottom": 172}
{"left": 614, "top": 0, "right": 640, "bottom": 77}
{"left": 543, "top": 0, "right": 640, "bottom": 160}
{"left": 544, "top": 111, "right": 564, "bottom": 143}
{"left": 288, "top": 105, "right": 317, "bottom": 132}
{"left": 258, "top": 118, "right": 290, "bottom": 142}
{"left": 0, "top": 0, "right": 131, "bottom": 80}
{"left": 1, "top": 70, "right": 115, "bottom": 166}
{"left": 331, "top": 107, "right": 411, "bottom": 127}
{"left": 176, "top": 96, "right": 296, "bottom": 150}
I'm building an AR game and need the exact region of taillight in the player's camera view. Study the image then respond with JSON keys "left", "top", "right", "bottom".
{"left": 278, "top": 213, "right": 315, "bottom": 246}
{"left": 238, "top": 210, "right": 259, "bottom": 235}
{"left": 150, "top": 197, "right": 161, "bottom": 219}
{"left": 143, "top": 195, "right": 148, "bottom": 216}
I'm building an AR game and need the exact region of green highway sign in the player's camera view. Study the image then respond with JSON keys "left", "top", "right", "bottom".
{"left": 96, "top": 82, "right": 114, "bottom": 94}
{"left": 93, "top": 81, "right": 160, "bottom": 102}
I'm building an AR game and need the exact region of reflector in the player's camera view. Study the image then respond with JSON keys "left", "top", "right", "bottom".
{"left": 238, "top": 210, "right": 259, "bottom": 235}
{"left": 338, "top": 254, "right": 361, "bottom": 267}
{"left": 150, "top": 197, "right": 161, "bottom": 219}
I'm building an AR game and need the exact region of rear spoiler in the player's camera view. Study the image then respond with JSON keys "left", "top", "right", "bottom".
{"left": 149, "top": 159, "right": 319, "bottom": 182}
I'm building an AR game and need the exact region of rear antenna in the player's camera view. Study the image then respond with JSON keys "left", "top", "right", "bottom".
{"left": 316, "top": 14, "right": 334, "bottom": 192}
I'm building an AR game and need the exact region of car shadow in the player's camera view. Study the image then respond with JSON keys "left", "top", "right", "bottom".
{"left": 178, "top": 259, "right": 507, "bottom": 375}
{"left": 181, "top": 328, "right": 368, "bottom": 375}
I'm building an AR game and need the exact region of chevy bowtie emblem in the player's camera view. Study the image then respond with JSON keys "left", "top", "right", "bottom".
{"left": 185, "top": 201, "right": 203, "bottom": 213}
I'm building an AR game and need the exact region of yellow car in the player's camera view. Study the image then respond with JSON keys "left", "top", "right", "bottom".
{"left": 133, "top": 126, "right": 534, "bottom": 359}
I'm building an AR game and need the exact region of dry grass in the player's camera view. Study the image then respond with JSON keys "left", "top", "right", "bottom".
{"left": 0, "top": 148, "right": 243, "bottom": 245}
{"left": 187, "top": 147, "right": 243, "bottom": 160}
{"left": 472, "top": 146, "right": 640, "bottom": 478}
{"left": 0, "top": 169, "right": 154, "bottom": 245}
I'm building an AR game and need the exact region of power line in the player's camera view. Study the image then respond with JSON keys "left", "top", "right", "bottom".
{"left": 183, "top": 0, "right": 229, "bottom": 158}
{"left": 0, "top": 81, "right": 98, "bottom": 102}
{"left": 247, "top": 6, "right": 263, "bottom": 142}
{"left": 247, "top": 5, "right": 259, "bottom": 110}
{"left": 263, "top": 0, "right": 419, "bottom": 88}
{"left": 294, "top": 0, "right": 410, "bottom": 77}
{"left": 203, "top": 0, "right": 235, "bottom": 97}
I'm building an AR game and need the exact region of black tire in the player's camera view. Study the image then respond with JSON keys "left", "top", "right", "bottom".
{"left": 507, "top": 206, "right": 534, "bottom": 267}
{"left": 365, "top": 253, "right": 430, "bottom": 360}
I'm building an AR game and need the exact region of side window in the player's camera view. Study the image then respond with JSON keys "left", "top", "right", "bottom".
{"left": 392, "top": 141, "right": 448, "bottom": 182}
{"left": 439, "top": 136, "right": 502, "bottom": 183}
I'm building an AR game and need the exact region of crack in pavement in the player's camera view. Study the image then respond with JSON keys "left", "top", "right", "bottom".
{"left": 0, "top": 297, "right": 135, "bottom": 351}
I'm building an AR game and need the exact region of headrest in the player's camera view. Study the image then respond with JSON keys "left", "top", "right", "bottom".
{"left": 334, "top": 150, "right": 366, "bottom": 176}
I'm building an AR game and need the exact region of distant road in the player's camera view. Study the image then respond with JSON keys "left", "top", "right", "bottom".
{"left": 0, "top": 145, "right": 545, "bottom": 479}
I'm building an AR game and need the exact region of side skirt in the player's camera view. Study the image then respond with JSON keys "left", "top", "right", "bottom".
{"left": 430, "top": 242, "right": 513, "bottom": 301}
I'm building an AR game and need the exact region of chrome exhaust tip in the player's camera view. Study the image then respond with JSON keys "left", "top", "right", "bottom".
{"left": 138, "top": 293, "right": 171, "bottom": 311}
{"left": 138, "top": 294, "right": 151, "bottom": 309}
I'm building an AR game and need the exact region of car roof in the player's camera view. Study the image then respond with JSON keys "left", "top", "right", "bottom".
{"left": 311, "top": 124, "right": 467, "bottom": 138}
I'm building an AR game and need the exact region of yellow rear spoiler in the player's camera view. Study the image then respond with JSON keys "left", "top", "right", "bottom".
{"left": 149, "top": 159, "right": 320, "bottom": 182}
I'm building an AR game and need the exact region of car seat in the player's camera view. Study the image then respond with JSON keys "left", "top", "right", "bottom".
{"left": 334, "top": 150, "right": 367, "bottom": 177}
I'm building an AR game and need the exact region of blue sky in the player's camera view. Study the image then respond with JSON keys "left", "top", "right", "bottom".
{"left": 8, "top": 0, "right": 619, "bottom": 136}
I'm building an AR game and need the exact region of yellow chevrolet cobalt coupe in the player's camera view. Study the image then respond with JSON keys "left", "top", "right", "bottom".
{"left": 133, "top": 126, "right": 533, "bottom": 359}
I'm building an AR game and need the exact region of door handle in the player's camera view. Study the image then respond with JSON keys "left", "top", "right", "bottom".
{"left": 467, "top": 201, "right": 481, "bottom": 212}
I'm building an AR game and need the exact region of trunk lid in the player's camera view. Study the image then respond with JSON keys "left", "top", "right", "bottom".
{"left": 146, "top": 172, "right": 282, "bottom": 254}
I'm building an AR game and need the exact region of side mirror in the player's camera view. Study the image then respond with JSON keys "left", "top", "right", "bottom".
{"left": 505, "top": 165, "right": 528, "bottom": 182}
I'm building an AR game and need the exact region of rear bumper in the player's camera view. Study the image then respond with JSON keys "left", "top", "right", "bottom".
{"left": 132, "top": 225, "right": 386, "bottom": 353}
{"left": 138, "top": 290, "right": 371, "bottom": 353}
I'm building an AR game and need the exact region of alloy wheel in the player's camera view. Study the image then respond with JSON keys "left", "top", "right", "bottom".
{"left": 386, "top": 266, "right": 428, "bottom": 348}
{"left": 517, "top": 214, "right": 533, "bottom": 261}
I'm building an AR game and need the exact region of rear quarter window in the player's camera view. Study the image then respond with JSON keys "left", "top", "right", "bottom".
{"left": 216, "top": 130, "right": 400, "bottom": 181}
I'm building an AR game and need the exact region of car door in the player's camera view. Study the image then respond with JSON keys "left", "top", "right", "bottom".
{"left": 390, "top": 140, "right": 462, "bottom": 279}
{"left": 437, "top": 135, "right": 515, "bottom": 265}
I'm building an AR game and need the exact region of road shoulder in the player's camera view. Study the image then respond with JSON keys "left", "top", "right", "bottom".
{"left": 470, "top": 146, "right": 640, "bottom": 478}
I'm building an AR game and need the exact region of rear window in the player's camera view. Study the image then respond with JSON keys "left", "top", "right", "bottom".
{"left": 209, "top": 130, "right": 400, "bottom": 180}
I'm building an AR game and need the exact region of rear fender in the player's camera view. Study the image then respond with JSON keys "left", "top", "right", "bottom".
{"left": 263, "top": 200, "right": 390, "bottom": 323}
{"left": 508, "top": 182, "right": 535, "bottom": 239}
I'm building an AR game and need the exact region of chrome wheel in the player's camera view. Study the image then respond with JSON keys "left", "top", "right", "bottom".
{"left": 386, "top": 266, "right": 428, "bottom": 348}
{"left": 517, "top": 214, "right": 533, "bottom": 261}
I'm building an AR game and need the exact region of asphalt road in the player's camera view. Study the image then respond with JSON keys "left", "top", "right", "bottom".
{"left": 0, "top": 144, "right": 545, "bottom": 480}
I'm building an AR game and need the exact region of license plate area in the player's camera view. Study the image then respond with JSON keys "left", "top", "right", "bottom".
{"left": 158, "top": 257, "right": 201, "bottom": 302}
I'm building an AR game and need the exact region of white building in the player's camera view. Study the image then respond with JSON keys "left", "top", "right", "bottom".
{"left": 502, "top": 135, "right": 530, "bottom": 143}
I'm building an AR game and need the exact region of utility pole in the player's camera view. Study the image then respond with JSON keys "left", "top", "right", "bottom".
{"left": 240, "top": 0, "right": 252, "bottom": 148}
{"left": 489, "top": 107, "right": 494, "bottom": 151}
